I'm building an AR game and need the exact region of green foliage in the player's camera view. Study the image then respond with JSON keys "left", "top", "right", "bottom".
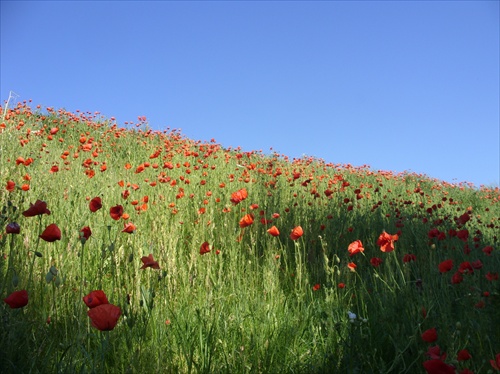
{"left": 0, "top": 103, "right": 499, "bottom": 373}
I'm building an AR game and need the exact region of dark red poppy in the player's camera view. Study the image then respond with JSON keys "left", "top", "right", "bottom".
{"left": 110, "top": 205, "right": 124, "bottom": 220}
{"left": 4, "top": 290, "right": 28, "bottom": 308}
{"left": 403, "top": 254, "right": 416, "bottom": 263}
{"left": 140, "top": 254, "right": 160, "bottom": 269}
{"left": 6, "top": 222, "right": 20, "bottom": 234}
{"left": 83, "top": 290, "right": 109, "bottom": 309}
{"left": 426, "top": 345, "right": 445, "bottom": 360}
{"left": 421, "top": 328, "right": 438, "bottom": 343}
{"left": 87, "top": 303, "right": 121, "bottom": 331}
{"left": 370, "top": 257, "right": 383, "bottom": 267}
{"left": 457, "top": 349, "right": 471, "bottom": 361}
{"left": 22, "top": 200, "right": 51, "bottom": 217}
{"left": 89, "top": 197, "right": 102, "bottom": 212}
{"left": 290, "top": 226, "right": 303, "bottom": 240}
{"left": 438, "top": 260, "right": 453, "bottom": 273}
{"left": 79, "top": 226, "right": 91, "bottom": 242}
{"left": 200, "top": 241, "right": 211, "bottom": 255}
{"left": 423, "top": 359, "right": 455, "bottom": 374}
{"left": 39, "top": 224, "right": 61, "bottom": 242}
{"left": 490, "top": 352, "right": 500, "bottom": 370}
{"left": 482, "top": 246, "right": 493, "bottom": 256}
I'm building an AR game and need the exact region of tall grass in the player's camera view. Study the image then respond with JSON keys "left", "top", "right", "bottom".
{"left": 1, "top": 102, "right": 499, "bottom": 373}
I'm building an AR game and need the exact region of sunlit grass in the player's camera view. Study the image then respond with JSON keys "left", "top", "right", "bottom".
{"left": 1, "top": 102, "right": 499, "bottom": 373}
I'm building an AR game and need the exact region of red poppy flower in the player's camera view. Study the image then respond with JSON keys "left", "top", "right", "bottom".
{"left": 423, "top": 359, "right": 455, "bottom": 374}
{"left": 403, "top": 254, "right": 416, "bottom": 263}
{"left": 482, "top": 246, "right": 494, "bottom": 256}
{"left": 486, "top": 272, "right": 498, "bottom": 281}
{"left": 290, "top": 226, "right": 303, "bottom": 240}
{"left": 426, "top": 345, "right": 445, "bottom": 360}
{"left": 200, "top": 241, "right": 211, "bottom": 255}
{"left": 438, "top": 260, "right": 453, "bottom": 273}
{"left": 377, "top": 231, "right": 399, "bottom": 252}
{"left": 6, "top": 222, "right": 20, "bottom": 234}
{"left": 122, "top": 222, "right": 136, "bottom": 233}
{"left": 347, "top": 262, "right": 357, "bottom": 272}
{"left": 348, "top": 240, "right": 364, "bottom": 256}
{"left": 4, "top": 290, "right": 28, "bottom": 309}
{"left": 79, "top": 226, "right": 91, "bottom": 242}
{"left": 267, "top": 226, "right": 280, "bottom": 237}
{"left": 451, "top": 271, "right": 463, "bottom": 284}
{"left": 39, "top": 224, "right": 61, "bottom": 242}
{"left": 312, "top": 283, "right": 321, "bottom": 291}
{"left": 457, "top": 229, "right": 469, "bottom": 242}
{"left": 6, "top": 180, "right": 15, "bottom": 192}
{"left": 230, "top": 188, "right": 248, "bottom": 205}
{"left": 89, "top": 197, "right": 102, "bottom": 213}
{"left": 457, "top": 349, "right": 471, "bottom": 361}
{"left": 370, "top": 257, "right": 383, "bottom": 267}
{"left": 83, "top": 290, "right": 109, "bottom": 309}
{"left": 239, "top": 214, "right": 254, "bottom": 228}
{"left": 110, "top": 205, "right": 124, "bottom": 220}
{"left": 22, "top": 200, "right": 51, "bottom": 217}
{"left": 490, "top": 352, "right": 500, "bottom": 370}
{"left": 421, "top": 328, "right": 438, "bottom": 343}
{"left": 140, "top": 254, "right": 160, "bottom": 269}
{"left": 87, "top": 303, "right": 121, "bottom": 331}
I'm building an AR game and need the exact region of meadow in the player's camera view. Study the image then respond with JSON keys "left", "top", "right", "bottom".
{"left": 0, "top": 102, "right": 499, "bottom": 373}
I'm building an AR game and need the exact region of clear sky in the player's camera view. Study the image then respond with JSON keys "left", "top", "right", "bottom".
{"left": 1, "top": 1, "right": 499, "bottom": 188}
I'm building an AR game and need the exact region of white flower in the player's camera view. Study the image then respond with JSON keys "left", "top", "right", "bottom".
{"left": 347, "top": 311, "right": 357, "bottom": 320}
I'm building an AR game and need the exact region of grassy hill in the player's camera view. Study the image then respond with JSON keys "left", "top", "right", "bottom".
{"left": 1, "top": 102, "right": 499, "bottom": 373}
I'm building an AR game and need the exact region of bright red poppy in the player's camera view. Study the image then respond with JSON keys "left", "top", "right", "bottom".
{"left": 22, "top": 200, "right": 51, "bottom": 217}
{"left": 230, "top": 188, "right": 248, "bottom": 205}
{"left": 89, "top": 197, "right": 102, "bottom": 212}
{"left": 122, "top": 222, "right": 136, "bottom": 233}
{"left": 290, "top": 226, "right": 303, "bottom": 240}
{"left": 200, "top": 241, "right": 211, "bottom": 255}
{"left": 39, "top": 224, "right": 61, "bottom": 242}
{"left": 239, "top": 214, "right": 254, "bottom": 228}
{"left": 438, "top": 260, "right": 453, "bottom": 273}
{"left": 6, "top": 222, "right": 20, "bottom": 234}
{"left": 348, "top": 240, "right": 364, "bottom": 256}
{"left": 87, "top": 303, "right": 121, "bottom": 331}
{"left": 421, "top": 328, "right": 438, "bottom": 343}
{"left": 267, "top": 226, "right": 280, "bottom": 237}
{"left": 110, "top": 205, "right": 124, "bottom": 220}
{"left": 423, "top": 359, "right": 455, "bottom": 374}
{"left": 4, "top": 290, "right": 28, "bottom": 309}
{"left": 347, "top": 262, "right": 357, "bottom": 272}
{"left": 83, "top": 290, "right": 109, "bottom": 309}
{"left": 377, "top": 231, "right": 399, "bottom": 252}
{"left": 312, "top": 284, "right": 321, "bottom": 291}
{"left": 6, "top": 180, "right": 15, "bottom": 192}
{"left": 140, "top": 254, "right": 160, "bottom": 269}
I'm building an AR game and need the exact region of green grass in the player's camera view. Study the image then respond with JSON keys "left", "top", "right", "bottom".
{"left": 0, "top": 103, "right": 499, "bottom": 373}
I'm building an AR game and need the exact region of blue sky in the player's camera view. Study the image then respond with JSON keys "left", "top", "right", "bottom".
{"left": 1, "top": 1, "right": 499, "bottom": 188}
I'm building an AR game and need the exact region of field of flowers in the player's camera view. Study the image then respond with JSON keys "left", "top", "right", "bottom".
{"left": 1, "top": 102, "right": 499, "bottom": 373}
